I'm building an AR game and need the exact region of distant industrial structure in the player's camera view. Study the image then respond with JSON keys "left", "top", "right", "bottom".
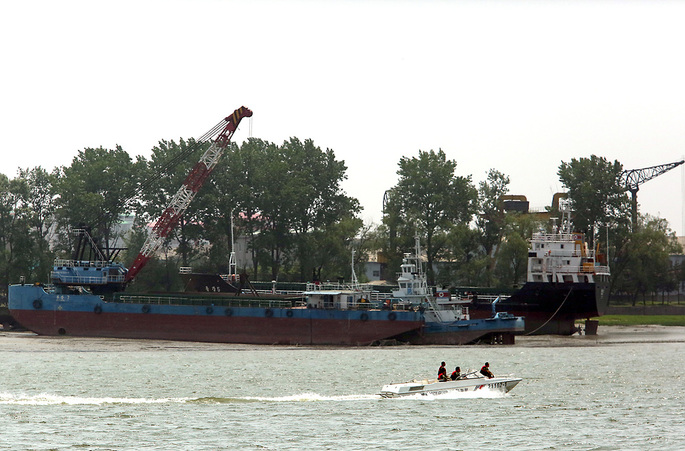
{"left": 619, "top": 160, "right": 684, "bottom": 231}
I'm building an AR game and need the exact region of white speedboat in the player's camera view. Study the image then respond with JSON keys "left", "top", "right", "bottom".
{"left": 379, "top": 372, "right": 522, "bottom": 398}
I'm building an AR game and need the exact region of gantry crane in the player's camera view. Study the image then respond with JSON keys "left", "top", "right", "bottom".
{"left": 126, "top": 106, "right": 253, "bottom": 282}
{"left": 619, "top": 160, "right": 684, "bottom": 230}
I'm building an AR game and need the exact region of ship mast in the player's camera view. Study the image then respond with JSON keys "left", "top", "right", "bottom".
{"left": 350, "top": 249, "right": 359, "bottom": 289}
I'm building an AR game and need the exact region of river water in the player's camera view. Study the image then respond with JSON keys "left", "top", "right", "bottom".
{"left": 1, "top": 326, "right": 684, "bottom": 450}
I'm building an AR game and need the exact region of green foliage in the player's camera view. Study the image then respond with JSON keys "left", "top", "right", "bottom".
{"left": 557, "top": 155, "right": 630, "bottom": 245}
{"left": 612, "top": 215, "right": 681, "bottom": 305}
{"left": 209, "top": 138, "right": 273, "bottom": 276}
{"left": 494, "top": 214, "right": 535, "bottom": 288}
{"left": 440, "top": 223, "right": 488, "bottom": 287}
{"left": 136, "top": 138, "right": 211, "bottom": 269}
{"left": 383, "top": 149, "right": 477, "bottom": 285}
{"left": 277, "top": 137, "right": 361, "bottom": 281}
{"left": 476, "top": 169, "right": 511, "bottom": 285}
{"left": 209, "top": 137, "right": 361, "bottom": 282}
{"left": 0, "top": 168, "right": 56, "bottom": 287}
{"left": 593, "top": 315, "right": 685, "bottom": 327}
{"left": 3, "top": 134, "right": 684, "bottom": 301}
{"left": 54, "top": 145, "right": 143, "bottom": 256}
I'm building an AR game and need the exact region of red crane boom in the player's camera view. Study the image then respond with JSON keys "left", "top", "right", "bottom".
{"left": 126, "top": 106, "right": 253, "bottom": 282}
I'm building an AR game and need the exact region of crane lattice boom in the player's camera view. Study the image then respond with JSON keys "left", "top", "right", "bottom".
{"left": 620, "top": 160, "right": 684, "bottom": 192}
{"left": 619, "top": 159, "right": 684, "bottom": 231}
{"left": 126, "top": 106, "right": 253, "bottom": 282}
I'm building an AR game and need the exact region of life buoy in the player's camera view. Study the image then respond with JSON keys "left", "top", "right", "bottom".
{"left": 388, "top": 312, "right": 397, "bottom": 321}
{"left": 206, "top": 306, "right": 214, "bottom": 315}
{"left": 360, "top": 313, "right": 369, "bottom": 322}
{"left": 437, "top": 292, "right": 446, "bottom": 298}
{"left": 32, "top": 299, "right": 42, "bottom": 309}
{"left": 142, "top": 305, "right": 151, "bottom": 313}
{"left": 265, "top": 308, "right": 274, "bottom": 318}
{"left": 286, "top": 310, "right": 294, "bottom": 317}
{"left": 225, "top": 308, "right": 233, "bottom": 317}
{"left": 94, "top": 305, "right": 103, "bottom": 314}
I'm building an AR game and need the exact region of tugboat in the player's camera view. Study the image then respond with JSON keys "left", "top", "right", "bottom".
{"left": 387, "top": 236, "right": 525, "bottom": 345}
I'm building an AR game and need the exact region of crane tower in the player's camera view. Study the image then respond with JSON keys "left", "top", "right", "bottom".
{"left": 126, "top": 106, "right": 253, "bottom": 282}
{"left": 619, "top": 160, "right": 684, "bottom": 230}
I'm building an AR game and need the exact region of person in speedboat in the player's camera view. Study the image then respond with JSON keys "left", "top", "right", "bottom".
{"left": 437, "top": 362, "right": 448, "bottom": 381}
{"left": 450, "top": 366, "right": 462, "bottom": 380}
{"left": 480, "top": 362, "right": 494, "bottom": 378}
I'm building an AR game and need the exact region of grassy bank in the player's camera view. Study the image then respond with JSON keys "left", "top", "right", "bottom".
{"left": 587, "top": 315, "right": 685, "bottom": 327}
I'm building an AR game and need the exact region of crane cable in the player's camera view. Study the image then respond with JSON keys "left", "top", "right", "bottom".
{"left": 120, "top": 117, "right": 231, "bottom": 210}
{"left": 87, "top": 116, "right": 233, "bottom": 244}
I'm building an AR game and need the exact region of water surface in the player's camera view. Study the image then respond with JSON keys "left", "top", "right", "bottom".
{"left": 1, "top": 327, "right": 684, "bottom": 450}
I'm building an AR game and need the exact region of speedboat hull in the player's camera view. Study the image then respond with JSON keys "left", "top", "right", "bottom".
{"left": 379, "top": 375, "right": 522, "bottom": 398}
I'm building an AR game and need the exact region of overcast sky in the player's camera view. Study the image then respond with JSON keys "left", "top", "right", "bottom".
{"left": 2, "top": 0, "right": 684, "bottom": 235}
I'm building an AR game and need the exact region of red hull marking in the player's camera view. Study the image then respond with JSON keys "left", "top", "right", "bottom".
{"left": 11, "top": 310, "right": 422, "bottom": 345}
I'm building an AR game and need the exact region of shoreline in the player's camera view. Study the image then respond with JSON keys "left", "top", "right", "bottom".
{"left": 516, "top": 325, "right": 685, "bottom": 347}
{"left": 2, "top": 325, "right": 685, "bottom": 349}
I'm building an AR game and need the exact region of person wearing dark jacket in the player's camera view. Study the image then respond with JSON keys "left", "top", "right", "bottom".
{"left": 480, "top": 362, "right": 494, "bottom": 378}
{"left": 437, "top": 362, "right": 448, "bottom": 381}
{"left": 450, "top": 367, "right": 461, "bottom": 380}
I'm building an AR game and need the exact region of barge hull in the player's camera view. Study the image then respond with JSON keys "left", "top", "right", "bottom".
{"left": 8, "top": 285, "right": 423, "bottom": 346}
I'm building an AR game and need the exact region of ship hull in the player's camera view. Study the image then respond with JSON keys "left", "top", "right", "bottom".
{"left": 396, "top": 316, "right": 525, "bottom": 345}
{"left": 8, "top": 285, "right": 423, "bottom": 346}
{"left": 468, "top": 277, "right": 610, "bottom": 335}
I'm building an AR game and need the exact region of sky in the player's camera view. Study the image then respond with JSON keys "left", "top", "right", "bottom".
{"left": 2, "top": 0, "right": 685, "bottom": 235}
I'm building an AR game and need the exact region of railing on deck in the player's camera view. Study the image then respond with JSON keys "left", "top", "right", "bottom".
{"left": 116, "top": 294, "right": 295, "bottom": 309}
{"left": 51, "top": 271, "right": 125, "bottom": 285}
{"left": 54, "top": 258, "right": 114, "bottom": 269}
{"left": 530, "top": 264, "right": 610, "bottom": 275}
{"left": 304, "top": 281, "right": 375, "bottom": 292}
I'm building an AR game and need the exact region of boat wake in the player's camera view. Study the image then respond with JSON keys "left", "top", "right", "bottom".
{"left": 0, "top": 391, "right": 377, "bottom": 406}
{"left": 0, "top": 389, "right": 506, "bottom": 406}
{"left": 238, "top": 393, "right": 378, "bottom": 402}
{"left": 0, "top": 392, "right": 187, "bottom": 406}
{"left": 193, "top": 393, "right": 379, "bottom": 403}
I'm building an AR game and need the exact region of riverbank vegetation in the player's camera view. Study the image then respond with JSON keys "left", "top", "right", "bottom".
{"left": 1, "top": 137, "right": 683, "bottom": 302}
{"left": 591, "top": 315, "right": 685, "bottom": 327}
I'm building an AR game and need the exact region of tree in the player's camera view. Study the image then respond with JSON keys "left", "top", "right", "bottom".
{"left": 0, "top": 169, "right": 58, "bottom": 287}
{"left": 494, "top": 214, "right": 540, "bottom": 288}
{"left": 54, "top": 146, "right": 143, "bottom": 257}
{"left": 19, "top": 167, "right": 57, "bottom": 281}
{"left": 308, "top": 215, "right": 365, "bottom": 282}
{"left": 121, "top": 221, "right": 183, "bottom": 292}
{"left": 205, "top": 138, "right": 272, "bottom": 277}
{"left": 0, "top": 173, "right": 28, "bottom": 288}
{"left": 441, "top": 223, "right": 487, "bottom": 287}
{"left": 557, "top": 155, "right": 630, "bottom": 247}
{"left": 209, "top": 137, "right": 361, "bottom": 282}
{"left": 280, "top": 138, "right": 360, "bottom": 281}
{"left": 135, "top": 138, "right": 212, "bottom": 272}
{"left": 476, "top": 169, "right": 510, "bottom": 286}
{"left": 384, "top": 149, "right": 477, "bottom": 285}
{"left": 613, "top": 215, "right": 681, "bottom": 305}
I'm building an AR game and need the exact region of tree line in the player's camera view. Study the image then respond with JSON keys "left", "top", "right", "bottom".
{"left": 0, "top": 139, "right": 682, "bottom": 305}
